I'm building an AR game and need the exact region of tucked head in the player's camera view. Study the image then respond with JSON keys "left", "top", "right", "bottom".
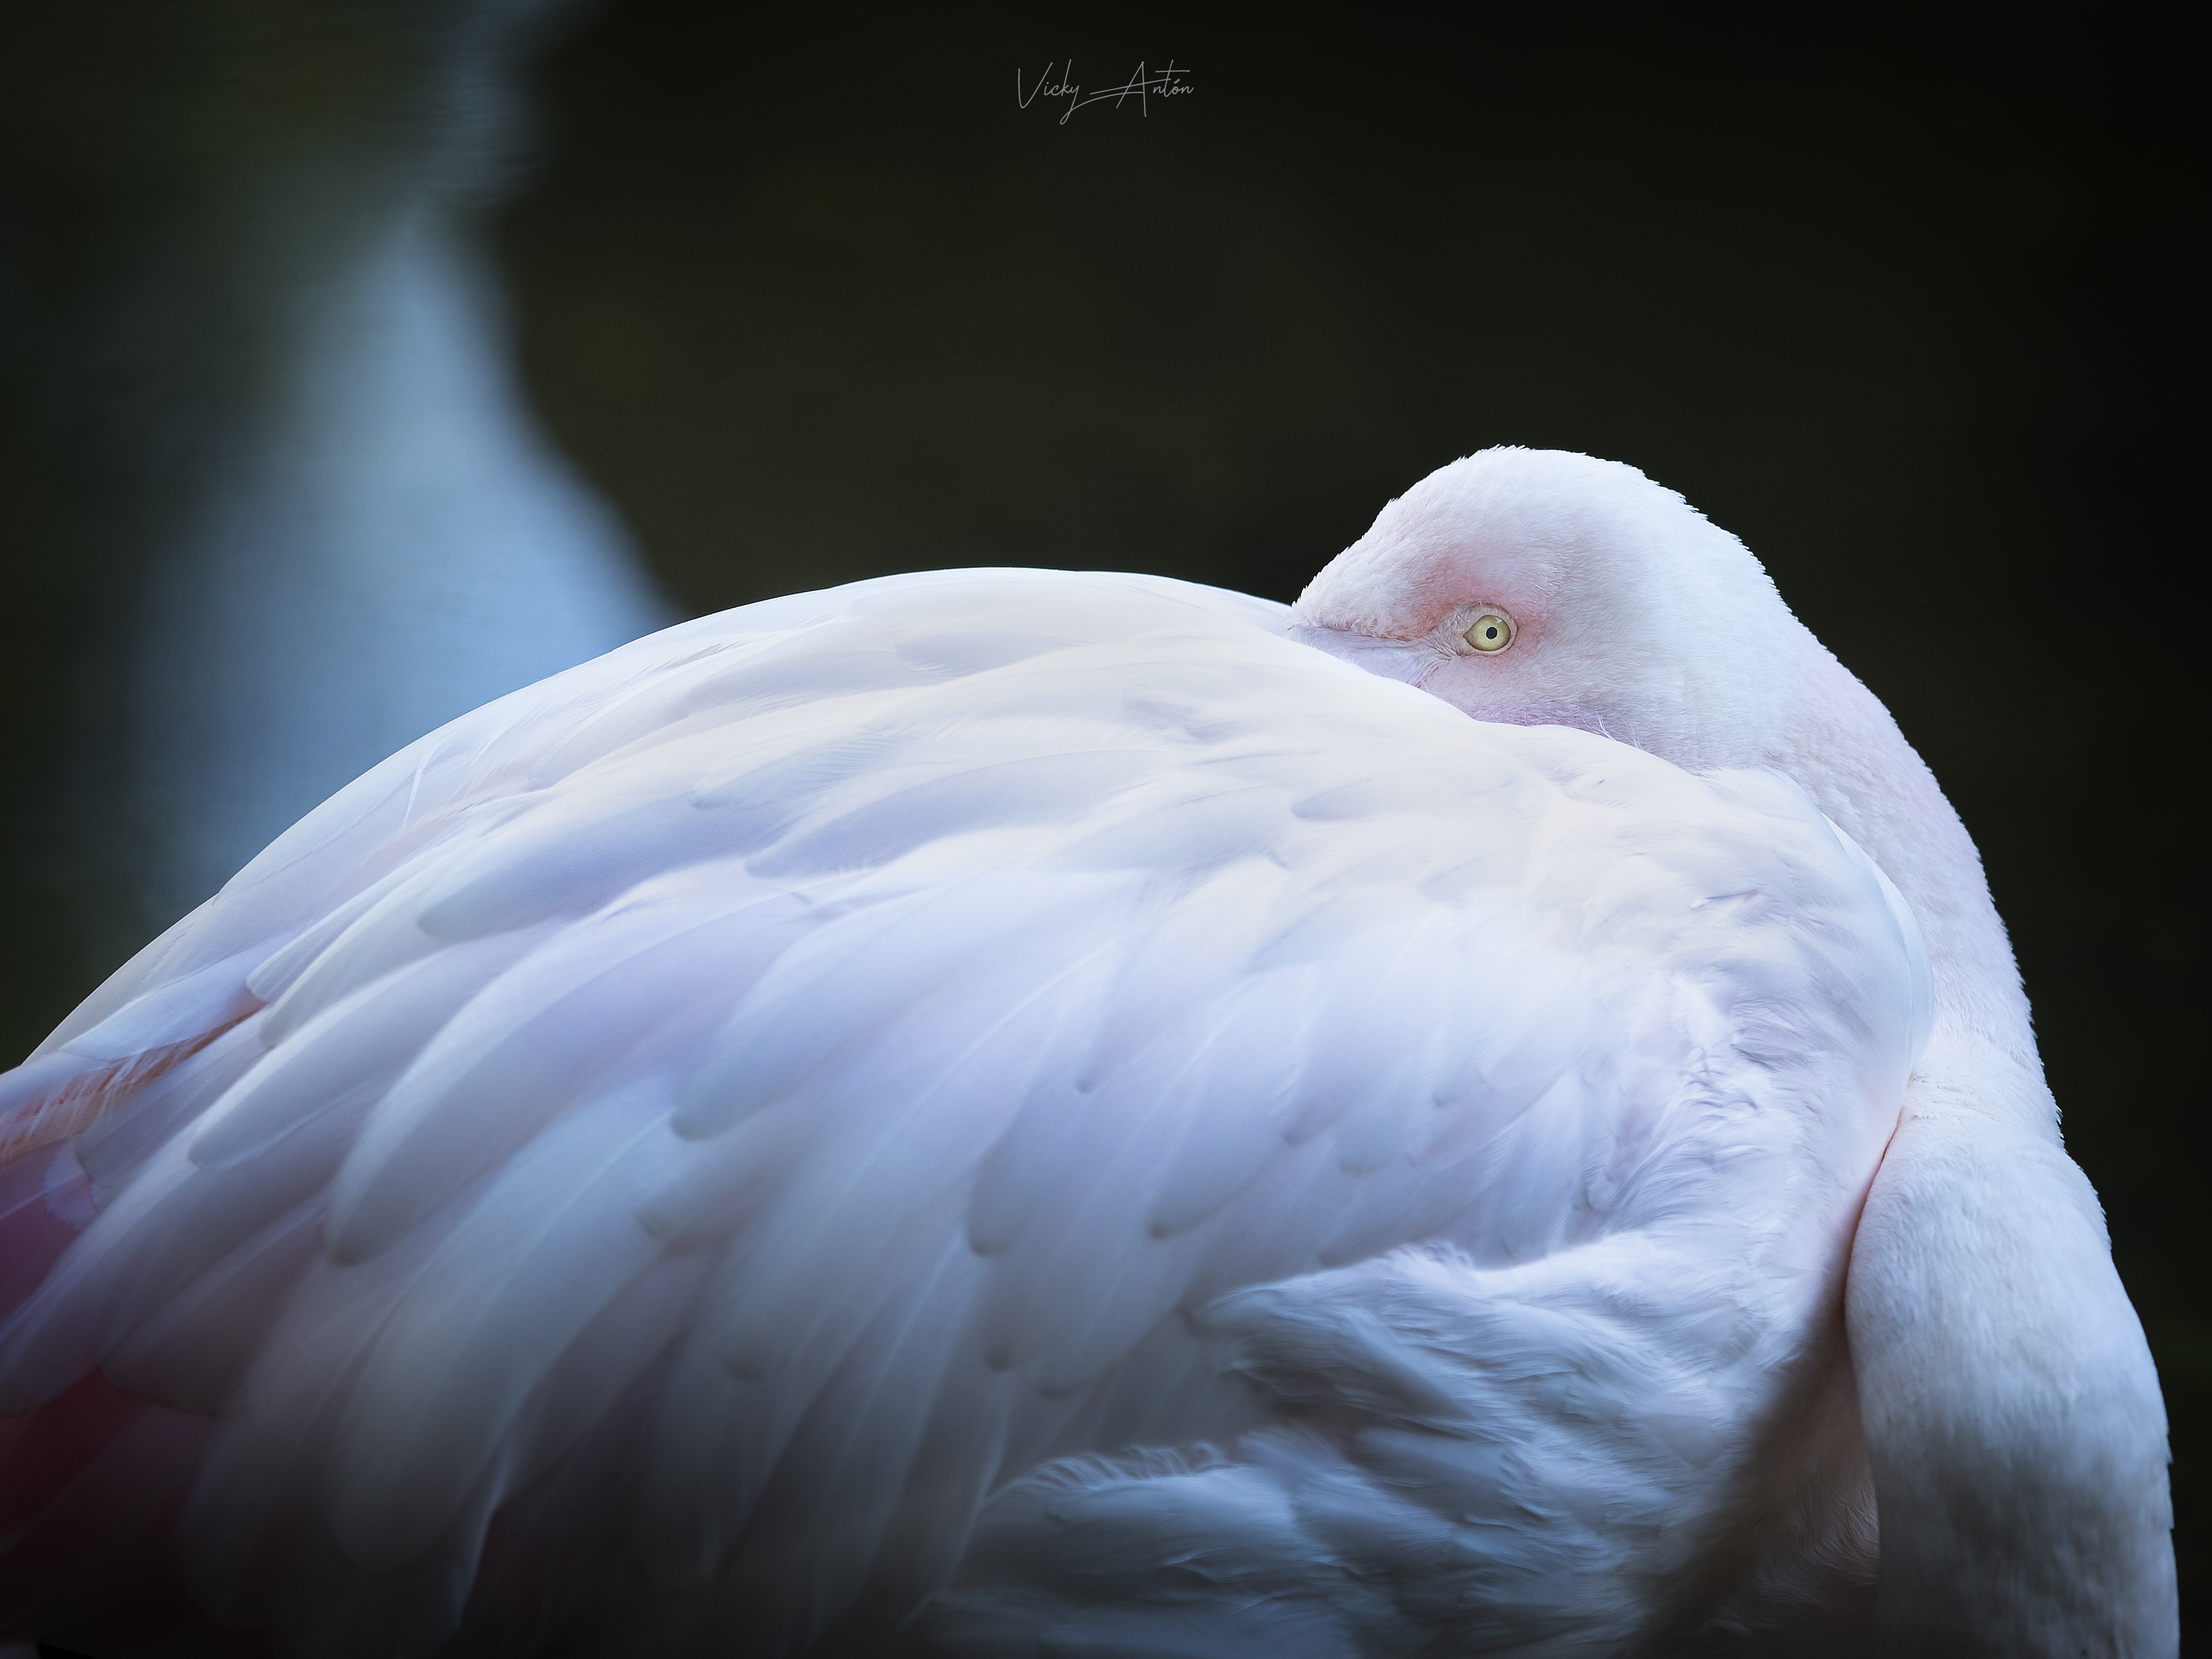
{"left": 1289, "top": 447, "right": 1809, "bottom": 771}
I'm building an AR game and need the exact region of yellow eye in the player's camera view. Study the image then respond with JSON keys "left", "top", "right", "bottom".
{"left": 1464, "top": 610, "right": 1515, "bottom": 653}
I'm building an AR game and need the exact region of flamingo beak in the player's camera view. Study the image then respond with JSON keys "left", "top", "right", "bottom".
{"left": 1283, "top": 622, "right": 1439, "bottom": 688}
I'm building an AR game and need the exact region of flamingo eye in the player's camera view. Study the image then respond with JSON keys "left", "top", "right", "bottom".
{"left": 1464, "top": 610, "right": 1515, "bottom": 653}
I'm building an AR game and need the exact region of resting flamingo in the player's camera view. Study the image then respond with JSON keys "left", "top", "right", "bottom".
{"left": 0, "top": 448, "right": 2174, "bottom": 1655}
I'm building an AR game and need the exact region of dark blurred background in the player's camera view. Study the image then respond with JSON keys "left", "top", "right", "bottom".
{"left": 1, "top": 1, "right": 2200, "bottom": 1628}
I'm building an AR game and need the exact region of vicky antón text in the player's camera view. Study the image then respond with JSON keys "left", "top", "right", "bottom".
{"left": 1016, "top": 62, "right": 1193, "bottom": 125}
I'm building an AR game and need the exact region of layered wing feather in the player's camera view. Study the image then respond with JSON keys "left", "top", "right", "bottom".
{"left": 0, "top": 571, "right": 1930, "bottom": 1656}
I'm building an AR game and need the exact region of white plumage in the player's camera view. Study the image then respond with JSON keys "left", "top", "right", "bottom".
{"left": 0, "top": 451, "right": 2173, "bottom": 1655}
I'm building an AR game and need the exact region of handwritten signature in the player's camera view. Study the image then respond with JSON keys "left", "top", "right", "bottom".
{"left": 1016, "top": 61, "right": 1193, "bottom": 125}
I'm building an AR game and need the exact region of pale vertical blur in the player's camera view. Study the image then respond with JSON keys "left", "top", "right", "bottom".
{"left": 0, "top": 0, "right": 668, "bottom": 1023}
{"left": 125, "top": 195, "right": 666, "bottom": 922}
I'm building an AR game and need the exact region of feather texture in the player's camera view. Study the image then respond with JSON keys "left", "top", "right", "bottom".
{"left": 0, "top": 569, "right": 1928, "bottom": 1656}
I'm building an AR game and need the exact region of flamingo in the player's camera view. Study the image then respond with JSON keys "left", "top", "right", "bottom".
{"left": 0, "top": 448, "right": 2174, "bottom": 1655}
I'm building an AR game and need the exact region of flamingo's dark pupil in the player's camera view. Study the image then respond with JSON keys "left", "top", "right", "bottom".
{"left": 1466, "top": 611, "right": 1513, "bottom": 652}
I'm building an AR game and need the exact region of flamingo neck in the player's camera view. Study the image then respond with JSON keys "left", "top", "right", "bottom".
{"left": 1767, "top": 641, "right": 2053, "bottom": 1139}
{"left": 1774, "top": 639, "right": 2177, "bottom": 1649}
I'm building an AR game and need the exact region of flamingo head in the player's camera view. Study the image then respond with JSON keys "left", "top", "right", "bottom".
{"left": 1288, "top": 447, "right": 1811, "bottom": 771}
